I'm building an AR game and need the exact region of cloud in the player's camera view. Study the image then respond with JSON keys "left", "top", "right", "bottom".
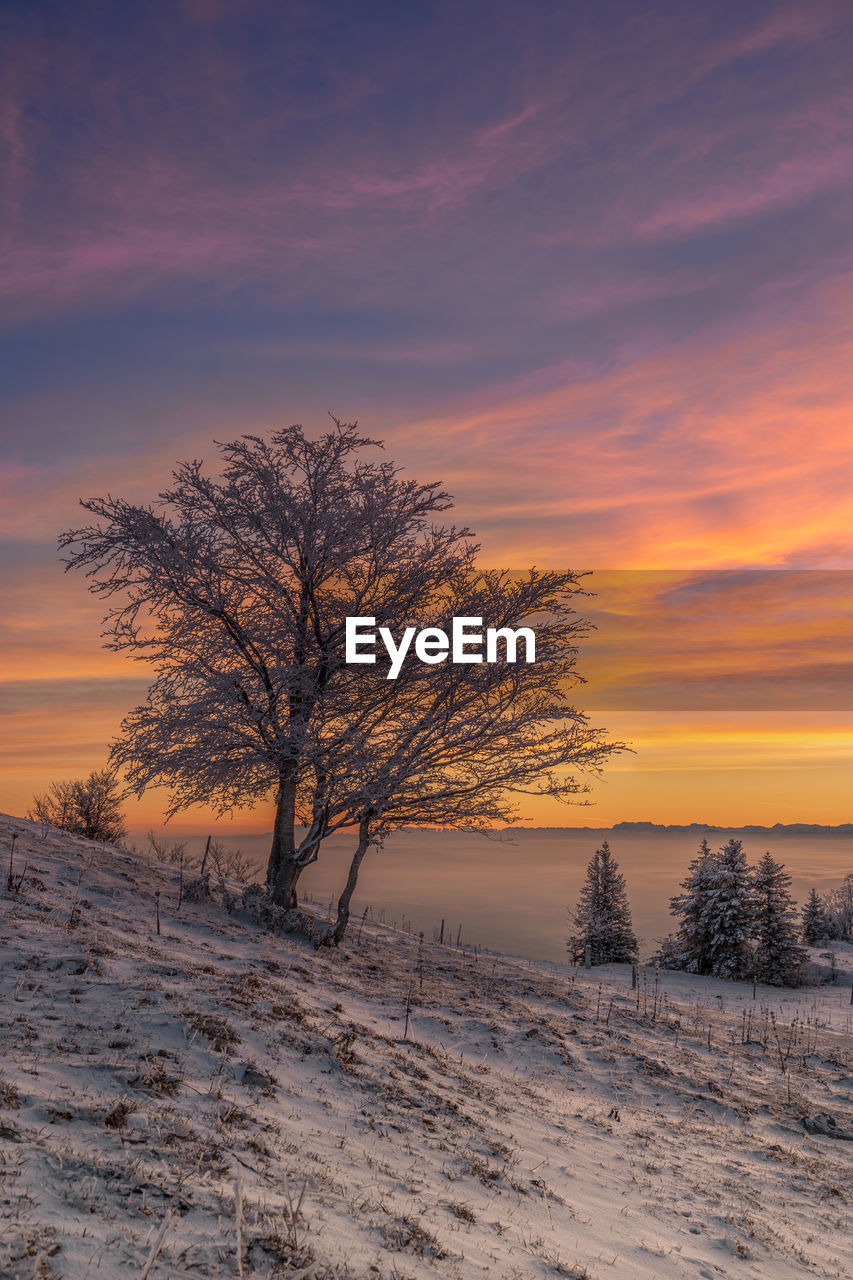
{"left": 577, "top": 570, "right": 853, "bottom": 710}
{"left": 546, "top": 273, "right": 713, "bottom": 320}
{"left": 637, "top": 143, "right": 853, "bottom": 238}
{"left": 389, "top": 268, "right": 853, "bottom": 568}
{"left": 711, "top": 7, "right": 834, "bottom": 64}
{"left": 4, "top": 1, "right": 853, "bottom": 826}
{"left": 0, "top": 95, "right": 546, "bottom": 317}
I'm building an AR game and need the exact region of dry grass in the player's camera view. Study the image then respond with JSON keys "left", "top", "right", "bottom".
{"left": 0, "top": 1078, "right": 21, "bottom": 1109}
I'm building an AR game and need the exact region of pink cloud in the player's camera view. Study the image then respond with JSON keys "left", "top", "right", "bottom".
{"left": 385, "top": 269, "right": 853, "bottom": 569}
{"left": 714, "top": 6, "right": 834, "bottom": 63}
{"left": 0, "top": 99, "right": 546, "bottom": 313}
{"left": 295, "top": 103, "right": 545, "bottom": 214}
{"left": 638, "top": 143, "right": 853, "bottom": 237}
{"left": 547, "top": 273, "right": 714, "bottom": 320}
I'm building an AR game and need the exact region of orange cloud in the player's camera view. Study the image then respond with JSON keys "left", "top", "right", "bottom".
{"left": 386, "top": 268, "right": 853, "bottom": 569}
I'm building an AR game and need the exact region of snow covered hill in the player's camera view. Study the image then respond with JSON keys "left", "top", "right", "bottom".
{"left": 1, "top": 812, "right": 852, "bottom": 1280}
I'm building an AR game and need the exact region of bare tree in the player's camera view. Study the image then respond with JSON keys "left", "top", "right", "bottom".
{"left": 822, "top": 872, "right": 853, "bottom": 941}
{"left": 146, "top": 830, "right": 190, "bottom": 864}
{"left": 310, "top": 568, "right": 618, "bottom": 942}
{"left": 61, "top": 420, "right": 468, "bottom": 907}
{"left": 61, "top": 421, "right": 619, "bottom": 931}
{"left": 28, "top": 769, "right": 127, "bottom": 843}
{"left": 146, "top": 831, "right": 255, "bottom": 882}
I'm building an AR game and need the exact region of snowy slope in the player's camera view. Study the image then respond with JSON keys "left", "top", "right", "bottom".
{"left": 1, "top": 812, "right": 852, "bottom": 1280}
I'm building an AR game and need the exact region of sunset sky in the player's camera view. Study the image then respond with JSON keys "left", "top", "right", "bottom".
{"left": 2, "top": 0, "right": 853, "bottom": 831}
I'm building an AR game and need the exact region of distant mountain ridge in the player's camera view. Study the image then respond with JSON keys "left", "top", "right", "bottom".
{"left": 494, "top": 822, "right": 853, "bottom": 836}
{"left": 599, "top": 821, "right": 853, "bottom": 835}
{"left": 612, "top": 821, "right": 853, "bottom": 834}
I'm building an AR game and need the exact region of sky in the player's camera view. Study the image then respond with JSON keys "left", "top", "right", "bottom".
{"left": 2, "top": 0, "right": 853, "bottom": 833}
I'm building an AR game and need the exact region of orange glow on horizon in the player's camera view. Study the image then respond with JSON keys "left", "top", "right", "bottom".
{"left": 4, "top": 282, "right": 853, "bottom": 829}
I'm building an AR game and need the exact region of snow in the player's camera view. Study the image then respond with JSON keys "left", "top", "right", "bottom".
{"left": 1, "top": 811, "right": 852, "bottom": 1279}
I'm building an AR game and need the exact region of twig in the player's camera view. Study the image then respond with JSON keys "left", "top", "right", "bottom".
{"left": 7, "top": 832, "right": 18, "bottom": 891}
{"left": 283, "top": 1173, "right": 308, "bottom": 1249}
{"left": 403, "top": 983, "right": 412, "bottom": 1040}
{"left": 68, "top": 868, "right": 84, "bottom": 929}
{"left": 235, "top": 1177, "right": 244, "bottom": 1279}
{"left": 138, "top": 1210, "right": 173, "bottom": 1280}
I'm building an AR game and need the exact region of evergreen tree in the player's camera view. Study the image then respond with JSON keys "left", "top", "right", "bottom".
{"left": 670, "top": 837, "right": 754, "bottom": 978}
{"left": 801, "top": 887, "right": 829, "bottom": 945}
{"left": 655, "top": 932, "right": 687, "bottom": 970}
{"left": 669, "top": 837, "right": 715, "bottom": 974}
{"left": 569, "top": 841, "right": 638, "bottom": 965}
{"left": 752, "top": 851, "right": 806, "bottom": 986}
{"left": 699, "top": 838, "right": 755, "bottom": 979}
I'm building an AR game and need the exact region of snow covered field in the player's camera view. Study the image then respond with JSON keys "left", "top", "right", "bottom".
{"left": 1, "top": 812, "right": 852, "bottom": 1279}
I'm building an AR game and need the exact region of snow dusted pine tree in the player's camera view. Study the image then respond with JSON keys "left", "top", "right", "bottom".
{"left": 670, "top": 837, "right": 754, "bottom": 978}
{"left": 569, "top": 842, "right": 638, "bottom": 965}
{"left": 752, "top": 851, "right": 806, "bottom": 986}
{"left": 668, "top": 837, "right": 715, "bottom": 973}
{"left": 698, "top": 838, "right": 754, "bottom": 979}
{"left": 801, "top": 887, "right": 830, "bottom": 945}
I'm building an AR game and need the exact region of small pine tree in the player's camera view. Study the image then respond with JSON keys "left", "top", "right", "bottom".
{"left": 752, "top": 852, "right": 806, "bottom": 986}
{"left": 669, "top": 837, "right": 715, "bottom": 974}
{"left": 569, "top": 841, "right": 638, "bottom": 965}
{"left": 701, "top": 838, "right": 755, "bottom": 979}
{"left": 670, "top": 837, "right": 754, "bottom": 979}
{"left": 655, "top": 933, "right": 687, "bottom": 970}
{"left": 801, "top": 887, "right": 829, "bottom": 945}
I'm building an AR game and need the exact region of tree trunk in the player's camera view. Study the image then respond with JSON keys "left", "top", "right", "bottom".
{"left": 274, "top": 858, "right": 306, "bottom": 910}
{"left": 267, "top": 774, "right": 299, "bottom": 907}
{"left": 324, "top": 818, "right": 370, "bottom": 945}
